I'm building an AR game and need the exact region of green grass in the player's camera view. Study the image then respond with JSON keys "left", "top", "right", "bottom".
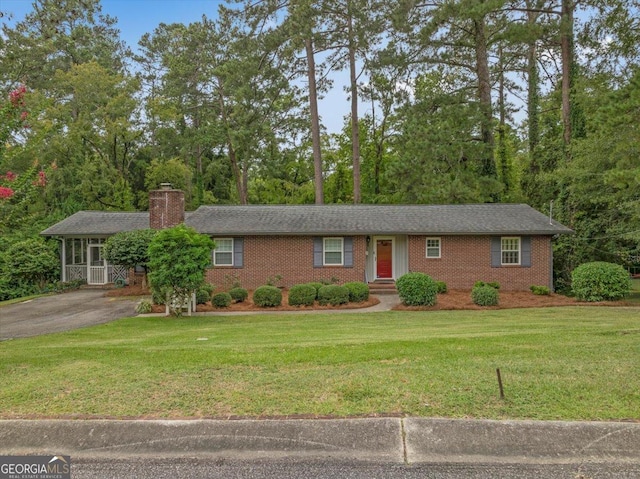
{"left": 1, "top": 307, "right": 639, "bottom": 421}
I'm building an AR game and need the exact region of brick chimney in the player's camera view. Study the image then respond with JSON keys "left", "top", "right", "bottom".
{"left": 149, "top": 183, "right": 185, "bottom": 229}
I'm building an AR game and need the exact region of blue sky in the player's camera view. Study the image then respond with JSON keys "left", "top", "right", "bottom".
{"left": 1, "top": 0, "right": 351, "bottom": 133}
{"left": 1, "top": 0, "right": 224, "bottom": 51}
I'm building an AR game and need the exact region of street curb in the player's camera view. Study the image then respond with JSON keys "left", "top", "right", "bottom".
{"left": 405, "top": 418, "right": 640, "bottom": 464}
{"left": 1, "top": 418, "right": 639, "bottom": 464}
{"left": 0, "top": 418, "right": 403, "bottom": 462}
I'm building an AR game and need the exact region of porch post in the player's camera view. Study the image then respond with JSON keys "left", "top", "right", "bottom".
{"left": 61, "top": 238, "right": 66, "bottom": 282}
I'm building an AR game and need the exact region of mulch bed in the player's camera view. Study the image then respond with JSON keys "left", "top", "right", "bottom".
{"left": 106, "top": 284, "right": 633, "bottom": 312}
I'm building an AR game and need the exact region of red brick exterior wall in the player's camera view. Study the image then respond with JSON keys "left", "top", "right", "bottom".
{"left": 408, "top": 235, "right": 552, "bottom": 291}
{"left": 149, "top": 188, "right": 185, "bottom": 229}
{"left": 206, "top": 236, "right": 367, "bottom": 290}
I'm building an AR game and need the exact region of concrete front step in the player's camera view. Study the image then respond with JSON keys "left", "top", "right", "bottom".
{"left": 368, "top": 281, "right": 397, "bottom": 295}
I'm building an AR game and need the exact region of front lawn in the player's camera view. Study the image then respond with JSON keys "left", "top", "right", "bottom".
{"left": 1, "top": 307, "right": 638, "bottom": 421}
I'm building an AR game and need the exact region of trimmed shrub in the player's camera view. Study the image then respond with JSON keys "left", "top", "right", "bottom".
{"left": 318, "top": 285, "right": 350, "bottom": 306}
{"left": 195, "top": 288, "right": 211, "bottom": 305}
{"left": 253, "top": 285, "right": 282, "bottom": 307}
{"left": 530, "top": 285, "right": 551, "bottom": 296}
{"left": 151, "top": 288, "right": 167, "bottom": 305}
{"left": 135, "top": 299, "right": 153, "bottom": 314}
{"left": 344, "top": 282, "right": 369, "bottom": 302}
{"left": 435, "top": 281, "right": 448, "bottom": 294}
{"left": 307, "top": 282, "right": 324, "bottom": 299}
{"left": 212, "top": 292, "right": 232, "bottom": 308}
{"left": 288, "top": 284, "right": 317, "bottom": 306}
{"left": 571, "top": 261, "right": 631, "bottom": 302}
{"left": 229, "top": 287, "right": 248, "bottom": 303}
{"left": 396, "top": 272, "right": 438, "bottom": 306}
{"left": 474, "top": 280, "right": 500, "bottom": 290}
{"left": 200, "top": 283, "right": 215, "bottom": 295}
{"left": 472, "top": 285, "right": 499, "bottom": 306}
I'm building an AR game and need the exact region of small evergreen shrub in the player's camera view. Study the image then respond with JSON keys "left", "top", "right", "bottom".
{"left": 136, "top": 299, "right": 153, "bottom": 314}
{"left": 571, "top": 261, "right": 631, "bottom": 302}
{"left": 317, "top": 285, "right": 350, "bottom": 306}
{"left": 396, "top": 272, "right": 438, "bottom": 306}
{"left": 435, "top": 281, "right": 448, "bottom": 294}
{"left": 253, "top": 285, "right": 282, "bottom": 307}
{"left": 151, "top": 288, "right": 167, "bottom": 305}
{"left": 288, "top": 284, "right": 317, "bottom": 306}
{"left": 229, "top": 287, "right": 248, "bottom": 303}
{"left": 474, "top": 280, "right": 500, "bottom": 290}
{"left": 344, "top": 282, "right": 369, "bottom": 302}
{"left": 307, "top": 282, "right": 324, "bottom": 299}
{"left": 195, "top": 288, "right": 211, "bottom": 305}
{"left": 472, "top": 285, "right": 499, "bottom": 306}
{"left": 212, "top": 292, "right": 232, "bottom": 308}
{"left": 530, "top": 285, "right": 551, "bottom": 296}
{"left": 200, "top": 283, "right": 215, "bottom": 295}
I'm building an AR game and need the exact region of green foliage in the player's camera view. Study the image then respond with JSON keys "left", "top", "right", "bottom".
{"left": 152, "top": 288, "right": 167, "bottom": 305}
{"left": 317, "top": 285, "right": 350, "bottom": 306}
{"left": 142, "top": 158, "right": 193, "bottom": 208}
{"left": 571, "top": 262, "right": 631, "bottom": 302}
{"left": 306, "top": 282, "right": 324, "bottom": 299}
{"left": 103, "top": 229, "right": 156, "bottom": 287}
{"left": 396, "top": 272, "right": 438, "bottom": 306}
{"left": 253, "top": 285, "right": 282, "bottom": 307}
{"left": 344, "top": 282, "right": 370, "bottom": 302}
{"left": 530, "top": 285, "right": 551, "bottom": 296}
{"left": 229, "top": 287, "right": 248, "bottom": 303}
{"left": 147, "top": 224, "right": 214, "bottom": 313}
{"left": 472, "top": 285, "right": 499, "bottom": 306}
{"left": 435, "top": 281, "right": 448, "bottom": 294}
{"left": 474, "top": 281, "right": 500, "bottom": 290}
{"left": 195, "top": 288, "right": 211, "bottom": 305}
{"left": 136, "top": 299, "right": 153, "bottom": 314}
{"left": 212, "top": 292, "right": 232, "bottom": 308}
{"left": 3, "top": 238, "right": 59, "bottom": 289}
{"left": 288, "top": 284, "right": 317, "bottom": 307}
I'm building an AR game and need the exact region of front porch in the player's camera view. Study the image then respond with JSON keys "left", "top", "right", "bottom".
{"left": 61, "top": 237, "right": 128, "bottom": 286}
{"left": 365, "top": 235, "right": 409, "bottom": 283}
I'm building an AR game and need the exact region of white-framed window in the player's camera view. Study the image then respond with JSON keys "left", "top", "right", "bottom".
{"left": 501, "top": 237, "right": 521, "bottom": 265}
{"left": 426, "top": 237, "right": 441, "bottom": 258}
{"left": 213, "top": 238, "right": 234, "bottom": 266}
{"left": 323, "top": 237, "right": 344, "bottom": 265}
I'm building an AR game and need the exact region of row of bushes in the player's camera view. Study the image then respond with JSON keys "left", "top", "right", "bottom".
{"left": 257, "top": 281, "right": 370, "bottom": 308}
{"left": 150, "top": 281, "right": 371, "bottom": 309}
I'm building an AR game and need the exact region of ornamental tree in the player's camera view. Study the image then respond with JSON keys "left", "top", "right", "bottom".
{"left": 147, "top": 224, "right": 214, "bottom": 315}
{"left": 103, "top": 229, "right": 157, "bottom": 288}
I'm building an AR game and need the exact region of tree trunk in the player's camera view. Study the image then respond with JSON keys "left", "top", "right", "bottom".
{"left": 474, "top": 16, "right": 496, "bottom": 179}
{"left": 527, "top": 10, "right": 540, "bottom": 173}
{"left": 305, "top": 37, "right": 324, "bottom": 205}
{"left": 347, "top": 6, "right": 361, "bottom": 204}
{"left": 560, "top": 0, "right": 574, "bottom": 155}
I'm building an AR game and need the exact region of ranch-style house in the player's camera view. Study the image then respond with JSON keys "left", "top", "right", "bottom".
{"left": 41, "top": 185, "right": 572, "bottom": 291}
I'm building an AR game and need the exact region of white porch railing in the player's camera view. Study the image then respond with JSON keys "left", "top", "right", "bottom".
{"left": 66, "top": 264, "right": 128, "bottom": 285}
{"left": 66, "top": 265, "right": 87, "bottom": 282}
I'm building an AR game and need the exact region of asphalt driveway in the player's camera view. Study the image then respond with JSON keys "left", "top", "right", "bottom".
{"left": 0, "top": 290, "right": 140, "bottom": 340}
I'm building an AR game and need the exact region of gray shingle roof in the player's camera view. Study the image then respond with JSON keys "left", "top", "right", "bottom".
{"left": 40, "top": 211, "right": 150, "bottom": 236}
{"left": 41, "top": 204, "right": 572, "bottom": 237}
{"left": 186, "top": 204, "right": 572, "bottom": 236}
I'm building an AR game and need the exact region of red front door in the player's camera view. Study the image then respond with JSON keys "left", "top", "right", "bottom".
{"left": 376, "top": 240, "right": 393, "bottom": 279}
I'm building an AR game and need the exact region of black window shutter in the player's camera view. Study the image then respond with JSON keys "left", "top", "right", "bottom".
{"left": 313, "top": 237, "right": 323, "bottom": 268}
{"left": 521, "top": 236, "right": 531, "bottom": 267}
{"left": 491, "top": 237, "right": 501, "bottom": 268}
{"left": 233, "top": 237, "right": 244, "bottom": 268}
{"left": 344, "top": 237, "right": 353, "bottom": 267}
